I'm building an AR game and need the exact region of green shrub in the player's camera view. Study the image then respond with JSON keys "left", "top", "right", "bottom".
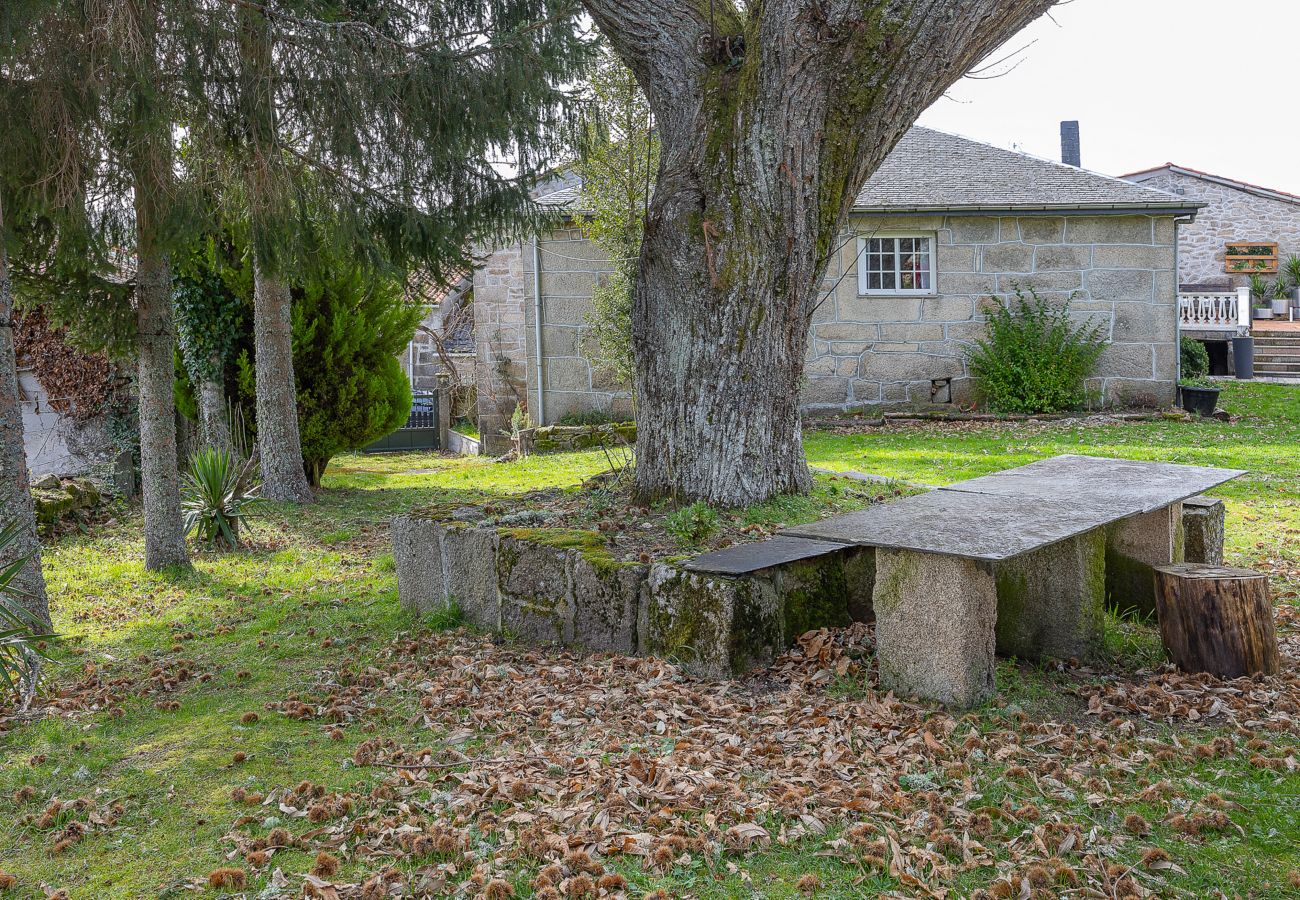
{"left": 0, "top": 522, "right": 57, "bottom": 706}
{"left": 177, "top": 245, "right": 421, "bottom": 486}
{"left": 664, "top": 501, "right": 721, "bottom": 547}
{"left": 181, "top": 447, "right": 265, "bottom": 549}
{"left": 968, "top": 286, "right": 1106, "bottom": 414}
{"left": 1180, "top": 336, "right": 1210, "bottom": 380}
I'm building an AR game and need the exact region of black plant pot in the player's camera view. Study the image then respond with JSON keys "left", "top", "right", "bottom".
{"left": 1180, "top": 386, "right": 1221, "bottom": 417}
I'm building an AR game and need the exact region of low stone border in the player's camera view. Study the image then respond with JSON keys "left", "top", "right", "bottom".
{"left": 445, "top": 430, "right": 482, "bottom": 456}
{"left": 391, "top": 517, "right": 869, "bottom": 678}
{"left": 527, "top": 422, "right": 635, "bottom": 454}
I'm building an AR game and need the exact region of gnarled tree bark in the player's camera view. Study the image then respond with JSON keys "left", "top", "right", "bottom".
{"left": 0, "top": 196, "right": 51, "bottom": 628}
{"left": 582, "top": 0, "right": 1058, "bottom": 506}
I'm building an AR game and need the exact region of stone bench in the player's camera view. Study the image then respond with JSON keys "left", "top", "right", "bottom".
{"left": 943, "top": 456, "right": 1241, "bottom": 618}
{"left": 785, "top": 490, "right": 1116, "bottom": 706}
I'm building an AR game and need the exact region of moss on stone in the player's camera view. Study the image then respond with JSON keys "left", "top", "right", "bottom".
{"left": 500, "top": 527, "right": 630, "bottom": 576}
{"left": 776, "top": 557, "right": 853, "bottom": 641}
{"left": 727, "top": 576, "right": 782, "bottom": 676}
{"left": 871, "top": 550, "right": 916, "bottom": 618}
{"left": 1105, "top": 545, "right": 1159, "bottom": 619}
{"left": 644, "top": 569, "right": 731, "bottom": 671}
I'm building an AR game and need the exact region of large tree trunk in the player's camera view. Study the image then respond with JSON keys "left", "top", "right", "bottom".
{"left": 0, "top": 197, "right": 51, "bottom": 628}
{"left": 583, "top": 0, "right": 1057, "bottom": 506}
{"left": 253, "top": 263, "right": 313, "bottom": 502}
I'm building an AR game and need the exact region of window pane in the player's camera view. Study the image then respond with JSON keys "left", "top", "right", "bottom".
{"left": 861, "top": 235, "right": 931, "bottom": 292}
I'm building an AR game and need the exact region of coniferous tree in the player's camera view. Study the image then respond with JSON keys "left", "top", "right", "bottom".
{"left": 0, "top": 0, "right": 109, "bottom": 623}
{"left": 180, "top": 0, "right": 593, "bottom": 501}
{"left": 175, "top": 233, "right": 421, "bottom": 486}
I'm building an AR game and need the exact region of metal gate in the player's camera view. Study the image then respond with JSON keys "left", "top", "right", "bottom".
{"left": 362, "top": 391, "right": 440, "bottom": 453}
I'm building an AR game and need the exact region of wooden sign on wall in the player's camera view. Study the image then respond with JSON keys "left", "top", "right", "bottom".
{"left": 1224, "top": 241, "right": 1278, "bottom": 274}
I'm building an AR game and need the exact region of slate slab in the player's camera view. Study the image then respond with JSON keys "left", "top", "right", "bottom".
{"left": 683, "top": 536, "right": 847, "bottom": 575}
{"left": 781, "top": 489, "right": 1115, "bottom": 561}
{"left": 943, "top": 455, "right": 1242, "bottom": 517}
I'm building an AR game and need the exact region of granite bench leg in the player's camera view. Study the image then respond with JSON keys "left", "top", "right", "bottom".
{"left": 1182, "top": 496, "right": 1225, "bottom": 565}
{"left": 1106, "top": 502, "right": 1184, "bottom": 618}
{"left": 993, "top": 528, "right": 1106, "bottom": 661}
{"left": 873, "top": 549, "right": 997, "bottom": 707}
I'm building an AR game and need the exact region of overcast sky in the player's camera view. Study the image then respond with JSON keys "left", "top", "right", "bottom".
{"left": 918, "top": 0, "right": 1300, "bottom": 195}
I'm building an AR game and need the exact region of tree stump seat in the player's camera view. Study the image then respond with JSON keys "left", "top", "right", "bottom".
{"left": 1153, "top": 564, "right": 1280, "bottom": 678}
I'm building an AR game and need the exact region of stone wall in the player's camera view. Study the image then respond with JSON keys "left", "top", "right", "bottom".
{"left": 524, "top": 227, "right": 634, "bottom": 423}
{"left": 472, "top": 243, "right": 531, "bottom": 453}
{"left": 391, "top": 517, "right": 870, "bottom": 679}
{"left": 473, "top": 212, "right": 1180, "bottom": 427}
{"left": 1128, "top": 169, "right": 1300, "bottom": 289}
{"left": 19, "top": 369, "right": 114, "bottom": 478}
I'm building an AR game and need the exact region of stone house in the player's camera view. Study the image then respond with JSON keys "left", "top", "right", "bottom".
{"left": 1122, "top": 163, "right": 1300, "bottom": 290}
{"left": 398, "top": 268, "right": 476, "bottom": 397}
{"left": 473, "top": 128, "right": 1201, "bottom": 451}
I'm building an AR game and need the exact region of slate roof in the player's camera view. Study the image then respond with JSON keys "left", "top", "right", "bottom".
{"left": 852, "top": 127, "right": 1198, "bottom": 213}
{"left": 535, "top": 126, "right": 1200, "bottom": 215}
{"left": 1122, "top": 163, "right": 1300, "bottom": 208}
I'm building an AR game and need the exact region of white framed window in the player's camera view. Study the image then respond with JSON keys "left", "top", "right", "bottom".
{"left": 856, "top": 234, "right": 936, "bottom": 295}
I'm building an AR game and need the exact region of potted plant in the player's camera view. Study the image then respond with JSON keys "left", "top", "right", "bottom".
{"left": 1286, "top": 255, "right": 1300, "bottom": 309}
{"left": 1250, "top": 274, "right": 1274, "bottom": 319}
{"left": 1271, "top": 279, "right": 1291, "bottom": 315}
{"left": 1178, "top": 376, "right": 1221, "bottom": 417}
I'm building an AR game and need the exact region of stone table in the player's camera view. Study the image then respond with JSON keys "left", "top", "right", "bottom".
{"left": 943, "top": 455, "right": 1243, "bottom": 616}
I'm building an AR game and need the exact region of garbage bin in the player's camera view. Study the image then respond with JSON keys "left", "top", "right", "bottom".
{"left": 1232, "top": 335, "right": 1254, "bottom": 380}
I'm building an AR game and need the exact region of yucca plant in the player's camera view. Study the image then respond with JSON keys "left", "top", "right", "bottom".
{"left": 181, "top": 447, "right": 265, "bottom": 549}
{"left": 0, "top": 522, "right": 58, "bottom": 710}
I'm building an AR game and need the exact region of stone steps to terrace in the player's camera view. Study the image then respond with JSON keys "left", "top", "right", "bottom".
{"left": 1253, "top": 334, "right": 1300, "bottom": 377}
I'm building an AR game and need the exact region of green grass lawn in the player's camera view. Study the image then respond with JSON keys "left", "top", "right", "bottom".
{"left": 1, "top": 381, "right": 1298, "bottom": 898}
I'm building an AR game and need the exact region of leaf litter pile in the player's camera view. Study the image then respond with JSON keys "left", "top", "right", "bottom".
{"left": 68, "top": 616, "right": 1286, "bottom": 899}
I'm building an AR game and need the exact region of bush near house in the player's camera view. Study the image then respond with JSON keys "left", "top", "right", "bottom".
{"left": 968, "top": 286, "right": 1106, "bottom": 414}
{"left": 1181, "top": 335, "right": 1211, "bottom": 380}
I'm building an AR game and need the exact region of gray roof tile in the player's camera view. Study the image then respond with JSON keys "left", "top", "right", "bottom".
{"left": 538, "top": 127, "right": 1199, "bottom": 215}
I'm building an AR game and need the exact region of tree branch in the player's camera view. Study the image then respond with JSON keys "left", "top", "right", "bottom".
{"left": 578, "top": 0, "right": 739, "bottom": 123}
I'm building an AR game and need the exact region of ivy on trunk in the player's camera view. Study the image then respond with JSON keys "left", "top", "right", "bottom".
{"left": 582, "top": 0, "right": 1058, "bottom": 506}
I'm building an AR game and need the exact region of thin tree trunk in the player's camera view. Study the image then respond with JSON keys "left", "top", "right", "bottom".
{"left": 196, "top": 356, "right": 232, "bottom": 454}
{"left": 134, "top": 246, "right": 191, "bottom": 570}
{"left": 0, "top": 197, "right": 51, "bottom": 628}
{"left": 116, "top": 0, "right": 189, "bottom": 570}
{"left": 253, "top": 262, "right": 312, "bottom": 502}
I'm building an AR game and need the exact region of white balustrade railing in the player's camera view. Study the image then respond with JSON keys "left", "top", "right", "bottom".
{"left": 1178, "top": 287, "right": 1251, "bottom": 332}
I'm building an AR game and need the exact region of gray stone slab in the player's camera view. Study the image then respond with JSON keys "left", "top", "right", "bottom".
{"left": 683, "top": 536, "right": 847, "bottom": 575}
{"left": 781, "top": 489, "right": 1117, "bottom": 561}
{"left": 942, "top": 455, "right": 1242, "bottom": 518}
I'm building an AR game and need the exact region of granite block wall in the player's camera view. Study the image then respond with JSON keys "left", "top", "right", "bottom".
{"left": 1129, "top": 169, "right": 1300, "bottom": 290}
{"left": 474, "top": 212, "right": 1181, "bottom": 439}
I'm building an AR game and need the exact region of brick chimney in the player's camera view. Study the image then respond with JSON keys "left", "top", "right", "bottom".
{"left": 1060, "top": 120, "right": 1081, "bottom": 167}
